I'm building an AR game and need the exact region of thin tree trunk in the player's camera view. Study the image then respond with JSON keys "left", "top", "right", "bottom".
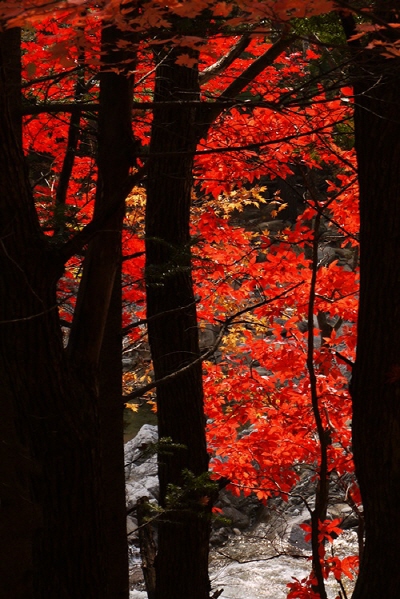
{"left": 145, "top": 47, "right": 212, "bottom": 599}
{"left": 67, "top": 20, "right": 137, "bottom": 599}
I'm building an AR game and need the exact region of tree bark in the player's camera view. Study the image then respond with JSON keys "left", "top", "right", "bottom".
{"left": 98, "top": 262, "right": 130, "bottom": 599}
{"left": 137, "top": 497, "right": 157, "bottom": 599}
{"left": 145, "top": 47, "right": 212, "bottom": 599}
{"left": 67, "top": 20, "right": 137, "bottom": 599}
{"left": 350, "top": 5, "right": 400, "bottom": 596}
{"left": 0, "top": 27, "right": 105, "bottom": 599}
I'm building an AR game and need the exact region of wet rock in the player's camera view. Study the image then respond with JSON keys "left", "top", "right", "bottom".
{"left": 125, "top": 425, "right": 159, "bottom": 509}
{"left": 127, "top": 516, "right": 138, "bottom": 537}
{"left": 211, "top": 527, "right": 230, "bottom": 546}
{"left": 232, "top": 528, "right": 242, "bottom": 536}
{"left": 220, "top": 506, "right": 250, "bottom": 530}
{"left": 125, "top": 424, "right": 158, "bottom": 477}
{"left": 218, "top": 489, "right": 261, "bottom": 522}
{"left": 288, "top": 523, "right": 311, "bottom": 550}
{"left": 126, "top": 479, "right": 157, "bottom": 509}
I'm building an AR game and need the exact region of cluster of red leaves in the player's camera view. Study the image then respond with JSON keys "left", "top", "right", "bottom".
{"left": 21, "top": 11, "right": 360, "bottom": 597}
{"left": 3, "top": 0, "right": 339, "bottom": 31}
{"left": 287, "top": 519, "right": 359, "bottom": 598}
{"left": 196, "top": 207, "right": 358, "bottom": 496}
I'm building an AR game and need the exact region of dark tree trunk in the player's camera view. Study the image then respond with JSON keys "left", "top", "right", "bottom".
{"left": 350, "top": 6, "right": 400, "bottom": 596}
{"left": 137, "top": 497, "right": 157, "bottom": 599}
{"left": 145, "top": 47, "right": 212, "bottom": 599}
{"left": 67, "top": 21, "right": 137, "bottom": 599}
{"left": 98, "top": 262, "right": 130, "bottom": 599}
{"left": 0, "top": 28, "right": 105, "bottom": 599}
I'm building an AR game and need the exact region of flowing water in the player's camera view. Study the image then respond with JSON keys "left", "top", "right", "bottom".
{"left": 129, "top": 528, "right": 358, "bottom": 599}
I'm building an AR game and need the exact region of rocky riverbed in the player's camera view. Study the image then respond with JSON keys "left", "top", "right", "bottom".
{"left": 125, "top": 426, "right": 359, "bottom": 599}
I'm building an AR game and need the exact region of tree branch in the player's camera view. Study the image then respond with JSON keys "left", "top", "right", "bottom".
{"left": 140, "top": 117, "right": 351, "bottom": 158}
{"left": 123, "top": 282, "right": 303, "bottom": 402}
{"left": 197, "top": 31, "right": 297, "bottom": 138}
{"left": 21, "top": 98, "right": 278, "bottom": 116}
{"left": 22, "top": 65, "right": 83, "bottom": 88}
{"left": 217, "top": 32, "right": 296, "bottom": 102}
{"left": 58, "top": 163, "right": 148, "bottom": 264}
{"left": 21, "top": 102, "right": 99, "bottom": 115}
{"left": 54, "top": 46, "right": 86, "bottom": 213}
{"left": 304, "top": 179, "right": 328, "bottom": 599}
{"left": 199, "top": 33, "right": 252, "bottom": 85}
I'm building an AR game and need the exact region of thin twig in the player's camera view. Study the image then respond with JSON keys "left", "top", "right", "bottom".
{"left": 124, "top": 282, "right": 303, "bottom": 402}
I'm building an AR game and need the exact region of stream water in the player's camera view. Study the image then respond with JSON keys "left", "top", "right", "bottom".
{"left": 129, "top": 526, "right": 358, "bottom": 599}
{"left": 126, "top": 424, "right": 358, "bottom": 599}
{"left": 209, "top": 526, "right": 358, "bottom": 599}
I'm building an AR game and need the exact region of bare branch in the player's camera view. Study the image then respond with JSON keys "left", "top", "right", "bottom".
{"left": 122, "top": 301, "right": 197, "bottom": 336}
{"left": 335, "top": 351, "right": 354, "bottom": 369}
{"left": 22, "top": 65, "right": 83, "bottom": 88}
{"left": 142, "top": 117, "right": 351, "bottom": 158}
{"left": 197, "top": 31, "right": 297, "bottom": 139}
{"left": 0, "top": 305, "right": 57, "bottom": 325}
{"left": 199, "top": 34, "right": 252, "bottom": 85}
{"left": 21, "top": 98, "right": 278, "bottom": 116}
{"left": 217, "top": 32, "right": 296, "bottom": 102}
{"left": 21, "top": 102, "right": 99, "bottom": 115}
{"left": 215, "top": 549, "right": 307, "bottom": 564}
{"left": 123, "top": 282, "right": 303, "bottom": 402}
